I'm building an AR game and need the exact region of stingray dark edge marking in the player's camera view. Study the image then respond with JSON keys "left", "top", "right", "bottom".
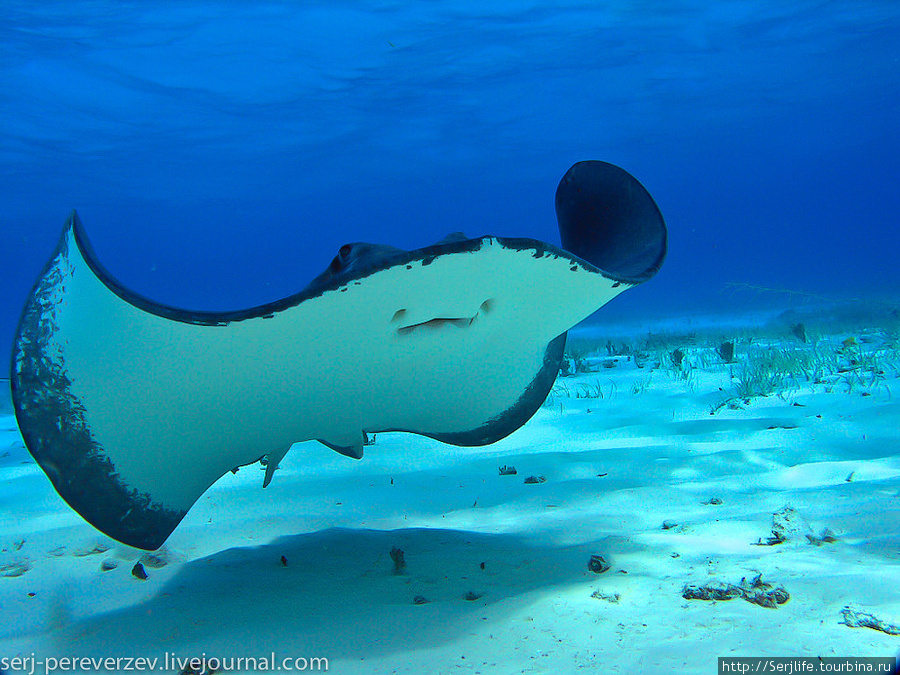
{"left": 10, "top": 232, "right": 184, "bottom": 550}
{"left": 67, "top": 212, "right": 624, "bottom": 328}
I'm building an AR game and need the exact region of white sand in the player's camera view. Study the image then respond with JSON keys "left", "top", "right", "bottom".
{"left": 2, "top": 323, "right": 899, "bottom": 673}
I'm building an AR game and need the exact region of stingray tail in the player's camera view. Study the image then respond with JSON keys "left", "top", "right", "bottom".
{"left": 555, "top": 160, "right": 667, "bottom": 284}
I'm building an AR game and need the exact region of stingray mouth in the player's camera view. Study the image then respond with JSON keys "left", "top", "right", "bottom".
{"left": 393, "top": 300, "right": 493, "bottom": 336}
{"left": 397, "top": 317, "right": 473, "bottom": 335}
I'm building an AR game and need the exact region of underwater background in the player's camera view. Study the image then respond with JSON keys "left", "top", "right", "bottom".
{"left": 3, "top": 4, "right": 900, "bottom": 671}
{"left": 2, "top": 1, "right": 899, "bottom": 353}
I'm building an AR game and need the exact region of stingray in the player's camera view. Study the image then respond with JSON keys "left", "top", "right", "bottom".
{"left": 10, "top": 160, "right": 666, "bottom": 550}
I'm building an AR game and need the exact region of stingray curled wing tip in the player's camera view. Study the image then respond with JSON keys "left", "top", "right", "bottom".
{"left": 555, "top": 160, "right": 667, "bottom": 284}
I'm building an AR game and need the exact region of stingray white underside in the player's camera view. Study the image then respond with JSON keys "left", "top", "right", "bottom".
{"left": 45, "top": 227, "right": 628, "bottom": 513}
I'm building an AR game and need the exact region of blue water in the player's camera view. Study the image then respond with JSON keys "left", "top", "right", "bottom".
{"left": 2, "top": 1, "right": 899, "bottom": 356}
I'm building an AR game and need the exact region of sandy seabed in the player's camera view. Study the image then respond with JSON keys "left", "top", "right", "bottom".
{"left": 1, "top": 315, "right": 899, "bottom": 674}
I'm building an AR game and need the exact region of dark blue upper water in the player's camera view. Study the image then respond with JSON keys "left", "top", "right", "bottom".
{"left": 2, "top": 1, "right": 899, "bottom": 357}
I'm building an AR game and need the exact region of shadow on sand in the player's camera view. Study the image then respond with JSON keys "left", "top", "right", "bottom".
{"left": 60, "top": 526, "right": 630, "bottom": 660}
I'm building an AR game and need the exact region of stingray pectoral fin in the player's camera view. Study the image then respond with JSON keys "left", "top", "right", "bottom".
{"left": 263, "top": 446, "right": 291, "bottom": 488}
{"left": 10, "top": 215, "right": 274, "bottom": 550}
{"left": 556, "top": 160, "right": 667, "bottom": 283}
